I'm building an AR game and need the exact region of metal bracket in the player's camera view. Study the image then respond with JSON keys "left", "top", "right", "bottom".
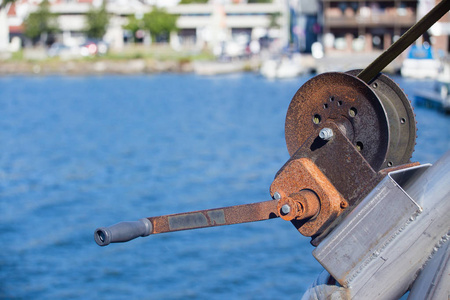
{"left": 270, "top": 157, "right": 346, "bottom": 237}
{"left": 312, "top": 164, "right": 430, "bottom": 289}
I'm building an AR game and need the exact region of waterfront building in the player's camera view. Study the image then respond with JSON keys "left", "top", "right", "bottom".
{"left": 167, "top": 1, "right": 289, "bottom": 55}
{"left": 320, "top": 0, "right": 449, "bottom": 55}
{"left": 419, "top": 0, "right": 450, "bottom": 54}
{"left": 3, "top": 0, "right": 147, "bottom": 50}
{"left": 1, "top": 0, "right": 290, "bottom": 55}
{"left": 2, "top": 0, "right": 446, "bottom": 59}
{"left": 321, "top": 0, "right": 418, "bottom": 53}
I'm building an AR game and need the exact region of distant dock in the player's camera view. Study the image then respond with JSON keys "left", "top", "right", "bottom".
{"left": 0, "top": 52, "right": 403, "bottom": 76}
{"left": 415, "top": 89, "right": 450, "bottom": 114}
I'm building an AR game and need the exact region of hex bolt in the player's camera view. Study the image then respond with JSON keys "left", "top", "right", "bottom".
{"left": 319, "top": 128, "right": 334, "bottom": 140}
{"left": 281, "top": 204, "right": 291, "bottom": 214}
{"left": 273, "top": 192, "right": 282, "bottom": 200}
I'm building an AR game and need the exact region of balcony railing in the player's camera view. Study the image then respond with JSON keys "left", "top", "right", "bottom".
{"left": 324, "top": 6, "right": 416, "bottom": 27}
{"left": 325, "top": 14, "right": 416, "bottom": 27}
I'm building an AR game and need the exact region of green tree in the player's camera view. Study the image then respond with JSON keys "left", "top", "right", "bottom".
{"left": 268, "top": 12, "right": 281, "bottom": 29}
{"left": 123, "top": 15, "right": 143, "bottom": 42}
{"left": 23, "top": 0, "right": 59, "bottom": 45}
{"left": 142, "top": 7, "right": 177, "bottom": 42}
{"left": 0, "top": 0, "right": 16, "bottom": 10}
{"left": 85, "top": 4, "right": 109, "bottom": 39}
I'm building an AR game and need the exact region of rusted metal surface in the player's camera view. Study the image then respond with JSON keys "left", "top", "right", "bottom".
{"left": 274, "top": 122, "right": 384, "bottom": 243}
{"left": 285, "top": 72, "right": 389, "bottom": 172}
{"left": 279, "top": 122, "right": 378, "bottom": 207}
{"left": 271, "top": 158, "right": 346, "bottom": 237}
{"left": 277, "top": 190, "right": 320, "bottom": 221}
{"left": 278, "top": 72, "right": 417, "bottom": 242}
{"left": 377, "top": 161, "right": 420, "bottom": 178}
{"left": 147, "top": 200, "right": 279, "bottom": 234}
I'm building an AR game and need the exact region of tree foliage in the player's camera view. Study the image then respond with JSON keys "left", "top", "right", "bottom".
{"left": 124, "top": 7, "right": 177, "bottom": 43}
{"left": 143, "top": 7, "right": 177, "bottom": 42}
{"left": 123, "top": 15, "right": 142, "bottom": 42}
{"left": 85, "top": 4, "right": 109, "bottom": 39}
{"left": 269, "top": 12, "right": 281, "bottom": 28}
{"left": 0, "top": 0, "right": 17, "bottom": 10}
{"left": 23, "top": 0, "right": 58, "bottom": 43}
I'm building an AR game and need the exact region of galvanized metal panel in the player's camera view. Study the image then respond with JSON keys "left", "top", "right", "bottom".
{"left": 313, "top": 167, "right": 424, "bottom": 288}
{"left": 408, "top": 239, "right": 450, "bottom": 300}
{"left": 312, "top": 151, "right": 450, "bottom": 299}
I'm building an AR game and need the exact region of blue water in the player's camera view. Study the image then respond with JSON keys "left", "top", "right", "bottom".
{"left": 0, "top": 73, "right": 448, "bottom": 299}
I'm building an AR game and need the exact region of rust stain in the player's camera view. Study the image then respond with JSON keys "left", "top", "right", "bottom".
{"left": 271, "top": 158, "right": 346, "bottom": 237}
{"left": 148, "top": 200, "right": 279, "bottom": 235}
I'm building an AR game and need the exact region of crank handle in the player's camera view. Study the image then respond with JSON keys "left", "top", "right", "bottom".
{"left": 94, "top": 200, "right": 279, "bottom": 246}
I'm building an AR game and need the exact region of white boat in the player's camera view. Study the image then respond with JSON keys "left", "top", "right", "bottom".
{"left": 414, "top": 57, "right": 450, "bottom": 113}
{"left": 193, "top": 61, "right": 246, "bottom": 76}
{"left": 401, "top": 44, "right": 440, "bottom": 79}
{"left": 260, "top": 54, "right": 308, "bottom": 79}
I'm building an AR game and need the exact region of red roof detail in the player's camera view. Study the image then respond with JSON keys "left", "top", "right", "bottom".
{"left": 7, "top": 3, "right": 17, "bottom": 16}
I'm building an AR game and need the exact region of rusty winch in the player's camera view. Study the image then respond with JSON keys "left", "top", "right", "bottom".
{"left": 94, "top": 68, "right": 417, "bottom": 247}
{"left": 94, "top": 1, "right": 449, "bottom": 249}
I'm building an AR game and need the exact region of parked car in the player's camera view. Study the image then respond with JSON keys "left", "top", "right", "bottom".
{"left": 80, "top": 40, "right": 108, "bottom": 57}
{"left": 47, "top": 43, "right": 81, "bottom": 59}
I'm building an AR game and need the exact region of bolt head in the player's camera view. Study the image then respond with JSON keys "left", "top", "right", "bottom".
{"left": 319, "top": 128, "right": 333, "bottom": 140}
{"left": 273, "top": 192, "right": 282, "bottom": 200}
{"left": 281, "top": 204, "right": 291, "bottom": 214}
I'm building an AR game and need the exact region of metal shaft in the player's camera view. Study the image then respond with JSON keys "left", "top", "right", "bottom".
{"left": 357, "top": 0, "right": 450, "bottom": 83}
{"left": 149, "top": 200, "right": 279, "bottom": 234}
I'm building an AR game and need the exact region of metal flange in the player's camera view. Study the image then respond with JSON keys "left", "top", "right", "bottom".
{"left": 271, "top": 157, "right": 346, "bottom": 237}
{"left": 346, "top": 70, "right": 416, "bottom": 168}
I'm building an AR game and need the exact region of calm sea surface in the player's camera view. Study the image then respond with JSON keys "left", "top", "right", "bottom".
{"left": 0, "top": 73, "right": 449, "bottom": 299}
